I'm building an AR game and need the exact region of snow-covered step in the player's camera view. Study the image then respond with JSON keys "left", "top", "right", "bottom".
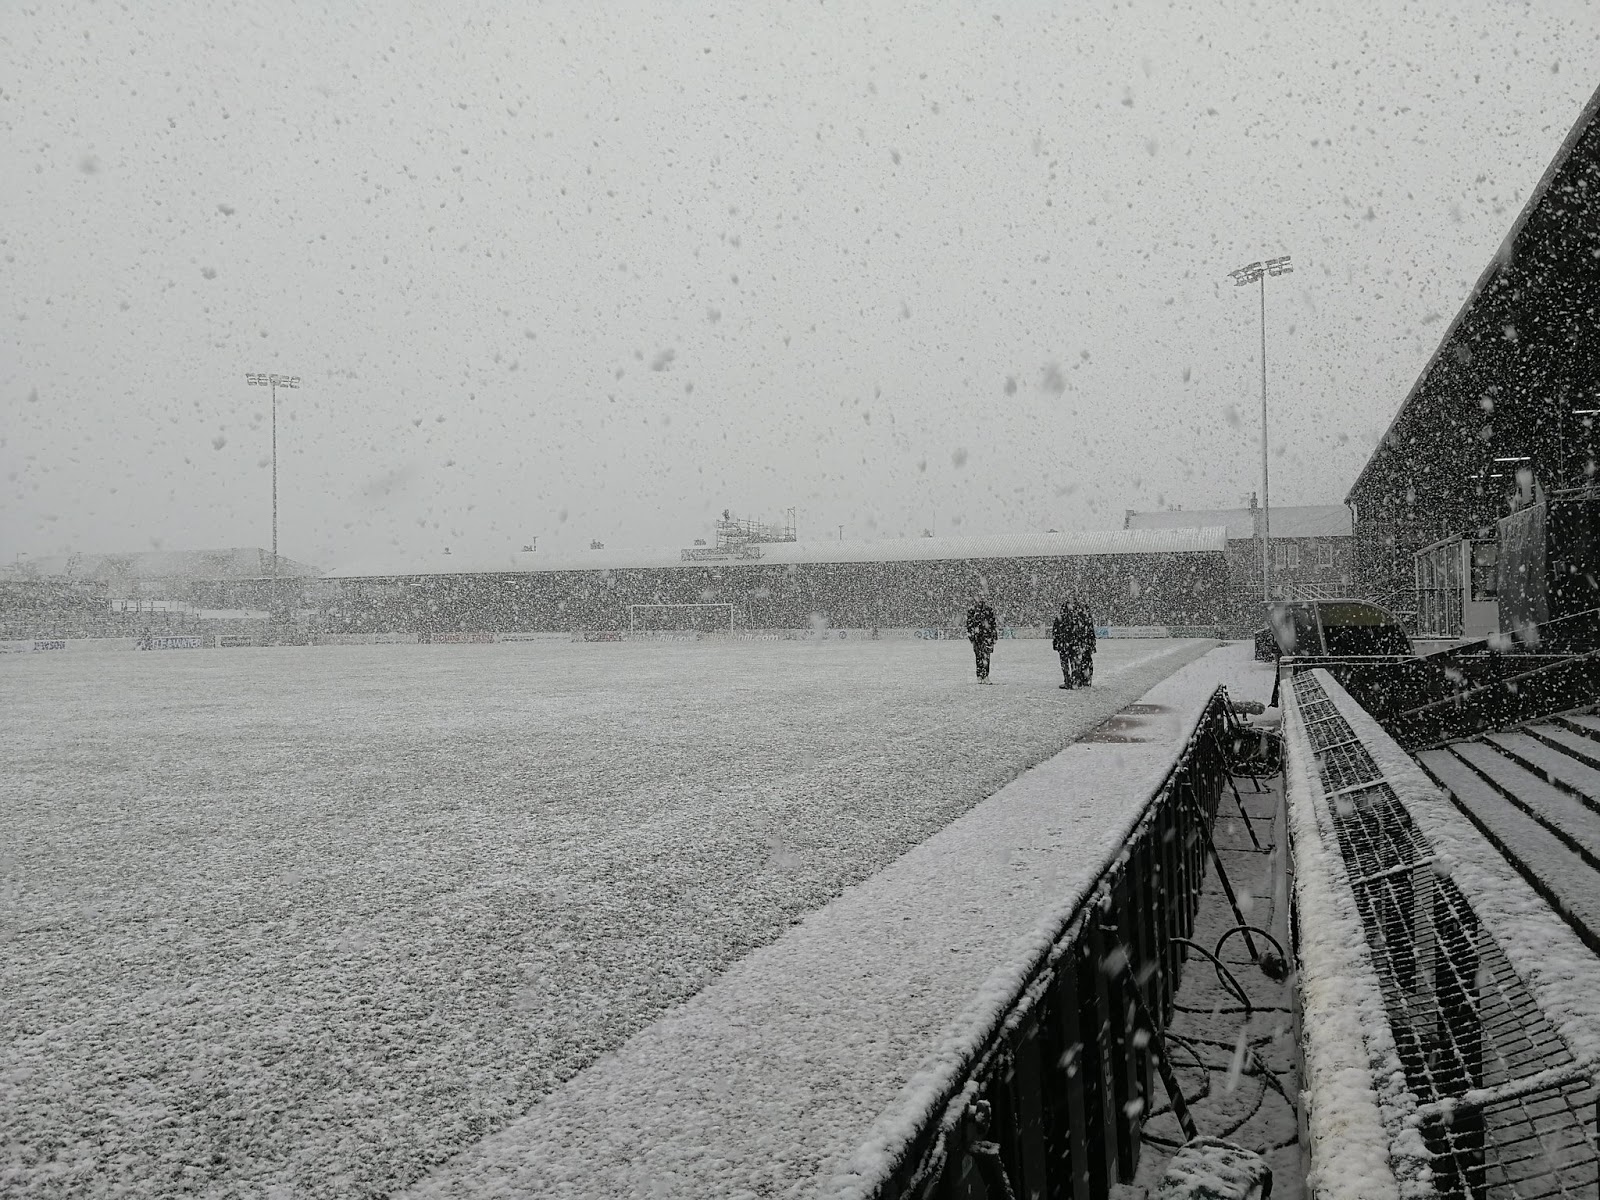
{"left": 1414, "top": 749, "right": 1600, "bottom": 944}
{"left": 1445, "top": 741, "right": 1600, "bottom": 866}
{"left": 1528, "top": 722, "right": 1600, "bottom": 771}
{"left": 1484, "top": 730, "right": 1600, "bottom": 799}
{"left": 1555, "top": 712, "right": 1600, "bottom": 743}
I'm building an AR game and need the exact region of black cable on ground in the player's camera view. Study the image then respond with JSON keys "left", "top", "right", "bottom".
{"left": 1142, "top": 1037, "right": 1297, "bottom": 1155}
{"left": 1215, "top": 1074, "right": 1271, "bottom": 1142}
{"left": 1142, "top": 784, "right": 1299, "bottom": 1172}
{"left": 1172, "top": 936, "right": 1253, "bottom": 1011}
{"left": 1215, "top": 924, "right": 1289, "bottom": 981}
{"left": 1144, "top": 919, "right": 1298, "bottom": 1163}
{"left": 1174, "top": 1002, "right": 1291, "bottom": 1016}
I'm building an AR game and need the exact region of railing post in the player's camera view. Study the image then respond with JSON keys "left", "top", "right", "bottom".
{"left": 1154, "top": 802, "right": 1179, "bottom": 1024}
{"left": 1106, "top": 876, "right": 1144, "bottom": 1182}
{"left": 1129, "top": 844, "right": 1157, "bottom": 1143}
{"left": 1169, "top": 780, "right": 1192, "bottom": 976}
{"left": 1185, "top": 775, "right": 1207, "bottom": 944}
{"left": 1052, "top": 945, "right": 1094, "bottom": 1199}
{"left": 1006, "top": 1026, "right": 1048, "bottom": 1198}
{"left": 1083, "top": 915, "right": 1121, "bottom": 1192}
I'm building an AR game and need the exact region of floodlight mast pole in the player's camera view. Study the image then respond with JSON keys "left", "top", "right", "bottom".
{"left": 1228, "top": 255, "right": 1292, "bottom": 601}
{"left": 272, "top": 376, "right": 278, "bottom": 578}
{"left": 245, "top": 371, "right": 300, "bottom": 619}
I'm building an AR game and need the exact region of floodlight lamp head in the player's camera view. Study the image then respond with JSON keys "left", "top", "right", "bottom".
{"left": 1265, "top": 255, "right": 1293, "bottom": 276}
{"left": 1229, "top": 262, "right": 1263, "bottom": 285}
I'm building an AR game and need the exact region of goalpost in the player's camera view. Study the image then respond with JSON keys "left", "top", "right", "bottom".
{"left": 627, "top": 603, "right": 736, "bottom": 636}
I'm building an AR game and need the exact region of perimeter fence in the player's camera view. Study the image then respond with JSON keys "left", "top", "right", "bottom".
{"left": 859, "top": 686, "right": 1240, "bottom": 1199}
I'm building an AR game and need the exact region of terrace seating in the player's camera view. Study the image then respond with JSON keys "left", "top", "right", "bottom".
{"left": 1414, "top": 710, "right": 1600, "bottom": 953}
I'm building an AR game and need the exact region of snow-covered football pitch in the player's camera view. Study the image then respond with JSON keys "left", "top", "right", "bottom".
{"left": 3, "top": 635, "right": 1214, "bottom": 1197}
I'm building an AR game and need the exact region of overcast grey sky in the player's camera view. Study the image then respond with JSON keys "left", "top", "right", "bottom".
{"left": 3, "top": 0, "right": 1597, "bottom": 568}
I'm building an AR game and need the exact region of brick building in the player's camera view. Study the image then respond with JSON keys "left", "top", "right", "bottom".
{"left": 1124, "top": 500, "right": 1354, "bottom": 632}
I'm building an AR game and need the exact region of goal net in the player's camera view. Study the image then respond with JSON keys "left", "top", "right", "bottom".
{"left": 627, "top": 603, "right": 736, "bottom": 635}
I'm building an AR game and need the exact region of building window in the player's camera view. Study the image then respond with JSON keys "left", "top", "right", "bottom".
{"left": 1471, "top": 541, "right": 1498, "bottom": 600}
{"left": 1273, "top": 543, "right": 1300, "bottom": 569}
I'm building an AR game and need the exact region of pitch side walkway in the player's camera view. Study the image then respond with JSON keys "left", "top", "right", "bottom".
{"left": 403, "top": 643, "right": 1275, "bottom": 1199}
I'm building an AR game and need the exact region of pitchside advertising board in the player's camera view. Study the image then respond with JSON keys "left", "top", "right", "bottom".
{"left": 0, "top": 626, "right": 1191, "bottom": 656}
{"left": 143, "top": 636, "right": 203, "bottom": 650}
{"left": 915, "top": 625, "right": 1165, "bottom": 640}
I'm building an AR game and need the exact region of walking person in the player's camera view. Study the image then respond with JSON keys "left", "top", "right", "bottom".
{"left": 1051, "top": 600, "right": 1077, "bottom": 689}
{"left": 965, "top": 597, "right": 998, "bottom": 683}
{"left": 1075, "top": 601, "right": 1098, "bottom": 686}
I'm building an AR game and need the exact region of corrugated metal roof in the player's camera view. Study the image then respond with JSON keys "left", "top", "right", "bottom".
{"left": 1125, "top": 505, "right": 1352, "bottom": 540}
{"left": 325, "top": 526, "right": 1227, "bottom": 580}
{"left": 1348, "top": 80, "right": 1600, "bottom": 506}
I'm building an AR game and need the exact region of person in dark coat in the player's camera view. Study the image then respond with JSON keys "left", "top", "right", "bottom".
{"left": 965, "top": 598, "right": 998, "bottom": 683}
{"left": 1050, "top": 601, "right": 1077, "bottom": 689}
{"left": 1075, "top": 601, "right": 1098, "bottom": 686}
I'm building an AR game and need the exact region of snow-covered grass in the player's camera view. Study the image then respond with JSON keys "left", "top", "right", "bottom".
{"left": 2, "top": 636, "right": 1207, "bottom": 1198}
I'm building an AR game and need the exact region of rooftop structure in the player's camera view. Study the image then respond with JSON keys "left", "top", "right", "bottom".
{"left": 1124, "top": 503, "right": 1352, "bottom": 541}
{"left": 325, "top": 527, "right": 1228, "bottom": 580}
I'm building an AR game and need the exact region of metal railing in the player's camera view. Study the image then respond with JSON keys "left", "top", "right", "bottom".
{"left": 862, "top": 688, "right": 1236, "bottom": 1199}
{"left": 1309, "top": 607, "right": 1600, "bottom": 750}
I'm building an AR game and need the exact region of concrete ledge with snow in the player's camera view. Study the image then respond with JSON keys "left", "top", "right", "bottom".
{"left": 403, "top": 642, "right": 1274, "bottom": 1199}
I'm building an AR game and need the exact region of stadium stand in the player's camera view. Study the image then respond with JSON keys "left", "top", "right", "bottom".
{"left": 317, "top": 528, "right": 1232, "bottom": 637}
{"left": 0, "top": 548, "right": 319, "bottom": 641}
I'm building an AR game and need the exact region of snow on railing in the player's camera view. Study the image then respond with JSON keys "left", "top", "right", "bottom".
{"left": 825, "top": 686, "right": 1234, "bottom": 1200}
{"left": 1281, "top": 674, "right": 1412, "bottom": 1200}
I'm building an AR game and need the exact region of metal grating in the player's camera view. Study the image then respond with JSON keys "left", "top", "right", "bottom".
{"left": 1294, "top": 673, "right": 1600, "bottom": 1198}
{"left": 1315, "top": 737, "right": 1383, "bottom": 791}
{"left": 1337, "top": 794, "right": 1434, "bottom": 881}
{"left": 1424, "top": 1079, "right": 1599, "bottom": 1199}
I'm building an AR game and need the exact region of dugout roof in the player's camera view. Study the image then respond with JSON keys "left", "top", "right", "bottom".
{"left": 325, "top": 526, "right": 1228, "bottom": 580}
